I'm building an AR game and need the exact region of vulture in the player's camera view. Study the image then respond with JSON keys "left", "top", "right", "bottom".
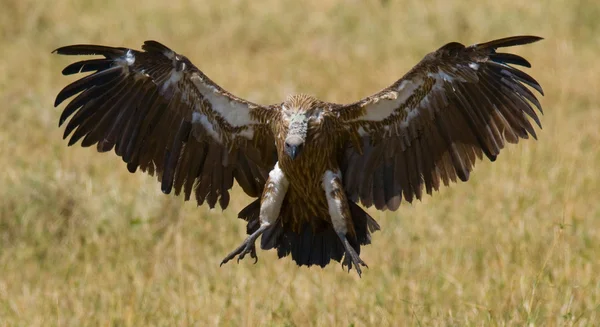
{"left": 53, "top": 35, "right": 544, "bottom": 276}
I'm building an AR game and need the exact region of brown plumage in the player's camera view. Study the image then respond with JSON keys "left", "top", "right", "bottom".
{"left": 53, "top": 35, "right": 544, "bottom": 276}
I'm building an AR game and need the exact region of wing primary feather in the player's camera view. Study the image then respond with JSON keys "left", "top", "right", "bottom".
{"left": 360, "top": 172, "right": 374, "bottom": 208}
{"left": 477, "top": 75, "right": 530, "bottom": 139}
{"left": 391, "top": 146, "right": 409, "bottom": 203}
{"left": 124, "top": 100, "right": 167, "bottom": 173}
{"left": 195, "top": 143, "right": 221, "bottom": 207}
{"left": 114, "top": 85, "right": 153, "bottom": 157}
{"left": 219, "top": 165, "right": 234, "bottom": 209}
{"left": 342, "top": 146, "right": 362, "bottom": 198}
{"left": 501, "top": 77, "right": 543, "bottom": 114}
{"left": 489, "top": 53, "right": 531, "bottom": 68}
{"left": 436, "top": 113, "right": 470, "bottom": 182}
{"left": 81, "top": 85, "right": 137, "bottom": 148}
{"left": 183, "top": 142, "right": 208, "bottom": 201}
{"left": 469, "top": 87, "right": 517, "bottom": 147}
{"left": 405, "top": 143, "right": 423, "bottom": 200}
{"left": 121, "top": 89, "right": 159, "bottom": 159}
{"left": 233, "top": 155, "right": 261, "bottom": 197}
{"left": 440, "top": 153, "right": 454, "bottom": 185}
{"left": 93, "top": 79, "right": 147, "bottom": 150}
{"left": 500, "top": 81, "right": 542, "bottom": 128}
{"left": 491, "top": 108, "right": 519, "bottom": 144}
{"left": 53, "top": 44, "right": 126, "bottom": 57}
{"left": 64, "top": 77, "right": 130, "bottom": 144}
{"left": 372, "top": 164, "right": 386, "bottom": 210}
{"left": 144, "top": 101, "right": 180, "bottom": 176}
{"left": 474, "top": 36, "right": 543, "bottom": 50}
{"left": 501, "top": 91, "right": 539, "bottom": 139}
{"left": 173, "top": 142, "right": 192, "bottom": 197}
{"left": 59, "top": 82, "right": 114, "bottom": 126}
{"left": 161, "top": 120, "right": 192, "bottom": 194}
{"left": 359, "top": 144, "right": 383, "bottom": 207}
{"left": 419, "top": 132, "right": 436, "bottom": 194}
{"left": 61, "top": 59, "right": 114, "bottom": 75}
{"left": 489, "top": 62, "right": 544, "bottom": 95}
{"left": 54, "top": 66, "right": 122, "bottom": 107}
{"left": 449, "top": 87, "right": 498, "bottom": 160}
{"left": 456, "top": 83, "right": 504, "bottom": 151}
{"left": 248, "top": 159, "right": 268, "bottom": 191}
{"left": 382, "top": 159, "right": 396, "bottom": 210}
{"left": 413, "top": 136, "right": 429, "bottom": 190}
{"left": 482, "top": 74, "right": 537, "bottom": 139}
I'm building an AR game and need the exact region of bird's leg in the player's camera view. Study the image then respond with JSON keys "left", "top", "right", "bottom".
{"left": 322, "top": 170, "right": 368, "bottom": 277}
{"left": 338, "top": 232, "right": 368, "bottom": 276}
{"left": 220, "top": 162, "right": 289, "bottom": 266}
{"left": 220, "top": 224, "right": 269, "bottom": 265}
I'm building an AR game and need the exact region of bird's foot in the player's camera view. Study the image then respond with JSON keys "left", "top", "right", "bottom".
{"left": 338, "top": 233, "right": 368, "bottom": 277}
{"left": 220, "top": 224, "right": 268, "bottom": 266}
{"left": 220, "top": 239, "right": 258, "bottom": 265}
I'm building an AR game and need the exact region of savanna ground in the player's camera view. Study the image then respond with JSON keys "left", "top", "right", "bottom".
{"left": 1, "top": 0, "right": 599, "bottom": 326}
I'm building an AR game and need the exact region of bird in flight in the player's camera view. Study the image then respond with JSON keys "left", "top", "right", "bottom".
{"left": 53, "top": 35, "right": 543, "bottom": 276}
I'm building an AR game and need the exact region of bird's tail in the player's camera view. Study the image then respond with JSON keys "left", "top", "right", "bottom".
{"left": 237, "top": 199, "right": 380, "bottom": 268}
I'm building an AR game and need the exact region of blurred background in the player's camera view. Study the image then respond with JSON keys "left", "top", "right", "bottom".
{"left": 1, "top": 0, "right": 599, "bottom": 325}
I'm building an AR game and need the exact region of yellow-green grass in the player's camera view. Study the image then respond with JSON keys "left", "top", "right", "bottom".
{"left": 1, "top": 0, "right": 599, "bottom": 325}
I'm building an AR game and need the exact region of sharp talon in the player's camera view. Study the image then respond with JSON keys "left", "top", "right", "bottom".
{"left": 220, "top": 225, "right": 268, "bottom": 267}
{"left": 337, "top": 234, "right": 367, "bottom": 277}
{"left": 251, "top": 247, "right": 258, "bottom": 264}
{"left": 222, "top": 238, "right": 260, "bottom": 266}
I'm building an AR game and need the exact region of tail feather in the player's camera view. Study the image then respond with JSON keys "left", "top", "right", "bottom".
{"left": 237, "top": 199, "right": 380, "bottom": 268}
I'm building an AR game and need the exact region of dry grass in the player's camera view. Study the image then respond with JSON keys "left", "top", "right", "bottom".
{"left": 1, "top": 0, "right": 599, "bottom": 325}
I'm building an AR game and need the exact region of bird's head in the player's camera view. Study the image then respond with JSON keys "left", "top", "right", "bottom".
{"left": 282, "top": 94, "right": 318, "bottom": 160}
{"left": 284, "top": 112, "right": 307, "bottom": 160}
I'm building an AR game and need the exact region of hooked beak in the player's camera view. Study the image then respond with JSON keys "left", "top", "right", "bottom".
{"left": 284, "top": 142, "right": 303, "bottom": 160}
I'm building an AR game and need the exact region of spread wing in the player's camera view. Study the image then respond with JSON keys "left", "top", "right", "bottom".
{"left": 334, "top": 36, "right": 544, "bottom": 211}
{"left": 54, "top": 41, "right": 279, "bottom": 209}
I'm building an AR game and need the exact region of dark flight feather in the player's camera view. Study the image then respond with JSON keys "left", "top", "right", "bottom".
{"left": 54, "top": 41, "right": 277, "bottom": 209}
{"left": 336, "top": 35, "right": 544, "bottom": 210}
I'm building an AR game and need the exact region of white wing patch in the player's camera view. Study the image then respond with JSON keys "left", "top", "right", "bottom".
{"left": 428, "top": 68, "right": 467, "bottom": 84}
{"left": 192, "top": 112, "right": 220, "bottom": 141}
{"left": 162, "top": 68, "right": 183, "bottom": 93}
{"left": 359, "top": 80, "right": 419, "bottom": 122}
{"left": 116, "top": 50, "right": 135, "bottom": 72}
{"left": 190, "top": 74, "right": 253, "bottom": 127}
{"left": 238, "top": 127, "right": 254, "bottom": 139}
{"left": 398, "top": 106, "right": 421, "bottom": 130}
{"left": 428, "top": 69, "right": 452, "bottom": 83}
{"left": 125, "top": 50, "right": 135, "bottom": 65}
{"left": 191, "top": 111, "right": 254, "bottom": 143}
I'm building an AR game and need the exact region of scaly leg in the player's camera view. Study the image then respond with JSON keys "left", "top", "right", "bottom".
{"left": 322, "top": 170, "right": 368, "bottom": 277}
{"left": 338, "top": 232, "right": 368, "bottom": 276}
{"left": 220, "top": 224, "right": 269, "bottom": 265}
{"left": 220, "top": 162, "right": 289, "bottom": 266}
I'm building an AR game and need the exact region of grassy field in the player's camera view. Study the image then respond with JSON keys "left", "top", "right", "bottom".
{"left": 1, "top": 0, "right": 599, "bottom": 325}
